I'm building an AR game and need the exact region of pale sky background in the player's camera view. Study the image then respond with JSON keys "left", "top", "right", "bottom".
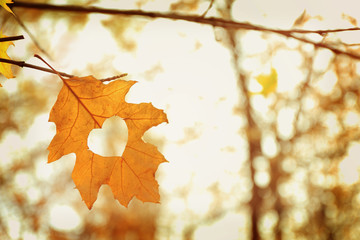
{"left": 2, "top": 0, "right": 360, "bottom": 239}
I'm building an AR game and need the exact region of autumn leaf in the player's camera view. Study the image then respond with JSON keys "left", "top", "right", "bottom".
{"left": 342, "top": 13, "right": 358, "bottom": 27}
{"left": 0, "top": 0, "right": 14, "bottom": 15}
{"left": 252, "top": 67, "right": 278, "bottom": 96}
{"left": 0, "top": 33, "right": 15, "bottom": 82}
{"left": 292, "top": 10, "right": 310, "bottom": 27}
{"left": 48, "top": 76, "right": 168, "bottom": 209}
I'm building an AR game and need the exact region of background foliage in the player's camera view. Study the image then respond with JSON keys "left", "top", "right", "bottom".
{"left": 1, "top": 0, "right": 360, "bottom": 239}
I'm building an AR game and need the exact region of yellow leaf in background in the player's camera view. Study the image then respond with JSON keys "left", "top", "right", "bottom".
{"left": 0, "top": 0, "right": 13, "bottom": 15}
{"left": 252, "top": 67, "right": 278, "bottom": 97}
{"left": 0, "top": 33, "right": 14, "bottom": 80}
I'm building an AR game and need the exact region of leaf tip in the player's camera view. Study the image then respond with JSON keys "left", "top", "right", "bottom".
{"left": 1, "top": 0, "right": 14, "bottom": 15}
{"left": 85, "top": 202, "right": 94, "bottom": 210}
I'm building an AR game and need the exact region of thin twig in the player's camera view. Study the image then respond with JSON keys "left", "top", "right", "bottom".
{"left": 10, "top": 1, "right": 360, "bottom": 35}
{"left": 286, "top": 32, "right": 360, "bottom": 60}
{"left": 0, "top": 35, "right": 24, "bottom": 42}
{"left": 287, "top": 27, "right": 360, "bottom": 34}
{"left": 0, "top": 57, "right": 127, "bottom": 81}
{"left": 12, "top": 13, "right": 52, "bottom": 59}
{"left": 0, "top": 58, "right": 73, "bottom": 78}
{"left": 201, "top": 0, "right": 215, "bottom": 17}
{"left": 100, "top": 73, "right": 127, "bottom": 82}
{"left": 10, "top": 1, "right": 360, "bottom": 60}
{"left": 343, "top": 43, "right": 360, "bottom": 47}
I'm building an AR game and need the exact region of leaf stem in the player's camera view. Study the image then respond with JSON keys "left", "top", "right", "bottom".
{"left": 0, "top": 57, "right": 73, "bottom": 78}
{"left": 201, "top": 0, "right": 215, "bottom": 17}
{"left": 0, "top": 57, "right": 127, "bottom": 81}
{"left": 13, "top": 14, "right": 52, "bottom": 59}
{"left": 34, "top": 54, "right": 64, "bottom": 79}
{"left": 0, "top": 35, "right": 24, "bottom": 42}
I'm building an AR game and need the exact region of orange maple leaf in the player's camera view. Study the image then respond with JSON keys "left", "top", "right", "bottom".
{"left": 48, "top": 75, "right": 168, "bottom": 209}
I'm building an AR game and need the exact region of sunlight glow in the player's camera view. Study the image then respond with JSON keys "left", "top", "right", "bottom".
{"left": 259, "top": 210, "right": 278, "bottom": 236}
{"left": 291, "top": 208, "right": 308, "bottom": 226}
{"left": 273, "top": 50, "right": 303, "bottom": 92}
{"left": 344, "top": 111, "right": 360, "bottom": 127}
{"left": 1, "top": 79, "right": 18, "bottom": 93}
{"left": 261, "top": 133, "right": 279, "bottom": 157}
{"left": 339, "top": 142, "right": 360, "bottom": 185}
{"left": 60, "top": 14, "right": 118, "bottom": 73}
{"left": 255, "top": 171, "right": 270, "bottom": 188}
{"left": 8, "top": 218, "right": 20, "bottom": 239}
{"left": 26, "top": 187, "right": 41, "bottom": 204}
{"left": 14, "top": 172, "right": 32, "bottom": 188}
{"left": 241, "top": 31, "right": 268, "bottom": 55}
{"left": 49, "top": 205, "right": 81, "bottom": 231}
{"left": 278, "top": 179, "right": 308, "bottom": 204}
{"left": 313, "top": 49, "right": 332, "bottom": 72}
{"left": 0, "top": 132, "right": 25, "bottom": 167}
{"left": 25, "top": 114, "right": 54, "bottom": 144}
{"left": 187, "top": 189, "right": 213, "bottom": 215}
{"left": 276, "top": 107, "right": 296, "bottom": 140}
{"left": 167, "top": 198, "right": 186, "bottom": 215}
{"left": 5, "top": 0, "right": 360, "bottom": 239}
{"left": 282, "top": 157, "right": 297, "bottom": 173}
{"left": 323, "top": 113, "right": 341, "bottom": 137}
{"left": 193, "top": 212, "right": 248, "bottom": 240}
{"left": 23, "top": 232, "right": 37, "bottom": 240}
{"left": 315, "top": 70, "right": 338, "bottom": 95}
{"left": 35, "top": 158, "right": 54, "bottom": 181}
{"left": 356, "top": 62, "right": 360, "bottom": 75}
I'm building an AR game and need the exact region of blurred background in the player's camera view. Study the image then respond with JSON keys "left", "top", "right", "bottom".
{"left": 1, "top": 0, "right": 360, "bottom": 239}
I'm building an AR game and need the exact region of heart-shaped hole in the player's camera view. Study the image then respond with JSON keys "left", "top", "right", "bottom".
{"left": 88, "top": 116, "right": 128, "bottom": 157}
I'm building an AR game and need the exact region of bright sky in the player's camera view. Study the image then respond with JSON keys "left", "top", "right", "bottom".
{"left": 2, "top": 0, "right": 360, "bottom": 239}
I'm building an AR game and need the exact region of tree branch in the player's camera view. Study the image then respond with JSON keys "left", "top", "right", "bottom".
{"left": 0, "top": 35, "right": 24, "bottom": 42}
{"left": 0, "top": 58, "right": 73, "bottom": 78}
{"left": 201, "top": 0, "right": 215, "bottom": 17}
{"left": 10, "top": 1, "right": 360, "bottom": 60}
{"left": 0, "top": 58, "right": 127, "bottom": 81}
{"left": 287, "top": 32, "right": 360, "bottom": 60}
{"left": 13, "top": 13, "right": 52, "bottom": 59}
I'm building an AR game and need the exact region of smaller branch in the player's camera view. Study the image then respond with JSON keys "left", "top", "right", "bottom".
{"left": 13, "top": 14, "right": 52, "bottom": 59}
{"left": 100, "top": 73, "right": 128, "bottom": 82}
{"left": 201, "top": 0, "right": 215, "bottom": 17}
{"left": 34, "top": 54, "right": 66, "bottom": 80}
{"left": 0, "top": 58, "right": 73, "bottom": 78}
{"left": 285, "top": 27, "right": 360, "bottom": 34}
{"left": 10, "top": 1, "right": 360, "bottom": 61}
{"left": 0, "top": 35, "right": 24, "bottom": 42}
{"left": 0, "top": 57, "right": 128, "bottom": 82}
{"left": 342, "top": 43, "right": 360, "bottom": 47}
{"left": 287, "top": 33, "right": 360, "bottom": 60}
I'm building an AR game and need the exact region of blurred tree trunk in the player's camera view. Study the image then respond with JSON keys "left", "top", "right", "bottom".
{"left": 222, "top": 0, "right": 262, "bottom": 238}
{"left": 225, "top": 21, "right": 262, "bottom": 240}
